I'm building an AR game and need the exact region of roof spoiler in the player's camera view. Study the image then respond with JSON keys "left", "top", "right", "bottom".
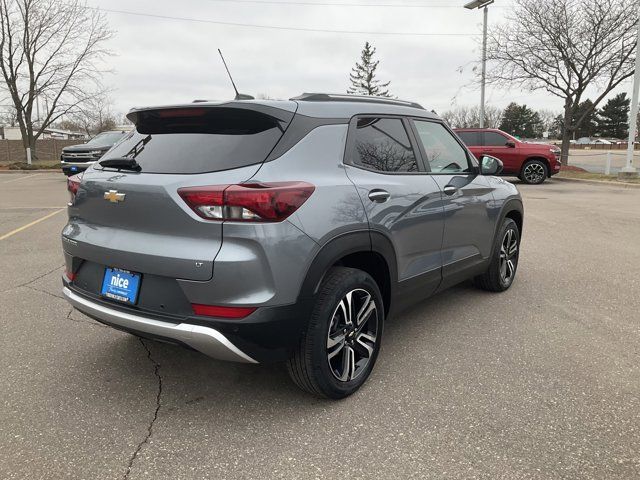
{"left": 125, "top": 103, "right": 295, "bottom": 128}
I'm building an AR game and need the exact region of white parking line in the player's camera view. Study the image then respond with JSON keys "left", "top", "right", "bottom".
{"left": 0, "top": 206, "right": 67, "bottom": 210}
{"left": 0, "top": 173, "right": 43, "bottom": 184}
{"left": 0, "top": 208, "right": 65, "bottom": 241}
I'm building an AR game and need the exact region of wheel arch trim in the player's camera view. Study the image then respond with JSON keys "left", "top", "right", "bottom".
{"left": 497, "top": 197, "right": 524, "bottom": 236}
{"left": 298, "top": 230, "right": 398, "bottom": 307}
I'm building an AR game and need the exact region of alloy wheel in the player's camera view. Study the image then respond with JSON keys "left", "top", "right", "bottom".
{"left": 499, "top": 228, "right": 518, "bottom": 285}
{"left": 326, "top": 288, "right": 379, "bottom": 382}
{"left": 523, "top": 163, "right": 545, "bottom": 183}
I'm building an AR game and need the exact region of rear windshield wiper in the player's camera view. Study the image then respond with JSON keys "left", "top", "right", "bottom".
{"left": 99, "top": 157, "right": 142, "bottom": 172}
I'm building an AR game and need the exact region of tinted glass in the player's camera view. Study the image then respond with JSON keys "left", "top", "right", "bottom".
{"left": 98, "top": 108, "right": 287, "bottom": 174}
{"left": 87, "top": 132, "right": 126, "bottom": 146}
{"left": 413, "top": 121, "right": 471, "bottom": 173}
{"left": 351, "top": 117, "right": 418, "bottom": 173}
{"left": 484, "top": 131, "right": 509, "bottom": 147}
{"left": 456, "top": 131, "right": 480, "bottom": 146}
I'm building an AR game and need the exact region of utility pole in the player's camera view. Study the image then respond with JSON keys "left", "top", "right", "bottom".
{"left": 620, "top": 5, "right": 640, "bottom": 179}
{"left": 465, "top": 0, "right": 494, "bottom": 129}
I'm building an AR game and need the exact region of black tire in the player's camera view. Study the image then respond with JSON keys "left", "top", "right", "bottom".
{"left": 520, "top": 159, "right": 548, "bottom": 184}
{"left": 287, "top": 267, "right": 384, "bottom": 399}
{"left": 474, "top": 218, "right": 520, "bottom": 292}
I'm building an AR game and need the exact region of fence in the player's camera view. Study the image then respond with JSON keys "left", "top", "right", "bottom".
{"left": 569, "top": 143, "right": 640, "bottom": 150}
{"left": 0, "top": 139, "right": 84, "bottom": 163}
{"left": 568, "top": 149, "right": 640, "bottom": 174}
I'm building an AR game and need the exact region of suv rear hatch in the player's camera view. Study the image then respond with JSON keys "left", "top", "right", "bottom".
{"left": 63, "top": 102, "right": 296, "bottom": 285}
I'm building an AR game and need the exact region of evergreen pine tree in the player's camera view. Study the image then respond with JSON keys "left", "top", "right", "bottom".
{"left": 574, "top": 100, "right": 598, "bottom": 138}
{"left": 499, "top": 103, "right": 542, "bottom": 138}
{"left": 597, "top": 93, "right": 630, "bottom": 139}
{"left": 348, "top": 42, "right": 391, "bottom": 97}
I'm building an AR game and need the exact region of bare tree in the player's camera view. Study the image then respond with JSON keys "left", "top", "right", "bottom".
{"left": 536, "top": 109, "right": 561, "bottom": 139}
{"left": 0, "top": 0, "right": 112, "bottom": 159}
{"left": 485, "top": 0, "right": 637, "bottom": 164}
{"left": 0, "top": 104, "right": 17, "bottom": 125}
{"left": 441, "top": 105, "right": 502, "bottom": 129}
{"left": 66, "top": 93, "right": 116, "bottom": 136}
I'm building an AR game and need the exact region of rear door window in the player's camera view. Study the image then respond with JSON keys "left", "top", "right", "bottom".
{"left": 349, "top": 117, "right": 420, "bottom": 173}
{"left": 97, "top": 107, "right": 291, "bottom": 174}
{"left": 455, "top": 131, "right": 480, "bottom": 146}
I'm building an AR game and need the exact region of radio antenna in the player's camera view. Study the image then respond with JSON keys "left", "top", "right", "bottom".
{"left": 218, "top": 49, "right": 254, "bottom": 100}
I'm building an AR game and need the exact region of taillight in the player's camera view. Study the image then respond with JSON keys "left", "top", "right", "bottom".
{"left": 67, "top": 173, "right": 83, "bottom": 203}
{"left": 65, "top": 270, "right": 76, "bottom": 281}
{"left": 191, "top": 304, "right": 256, "bottom": 319}
{"left": 178, "top": 182, "right": 315, "bottom": 222}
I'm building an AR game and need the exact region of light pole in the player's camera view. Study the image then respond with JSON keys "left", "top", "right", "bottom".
{"left": 620, "top": 6, "right": 640, "bottom": 179}
{"left": 464, "top": 0, "right": 494, "bottom": 129}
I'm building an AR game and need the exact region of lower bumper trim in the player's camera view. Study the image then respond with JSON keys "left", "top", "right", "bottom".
{"left": 62, "top": 287, "right": 258, "bottom": 363}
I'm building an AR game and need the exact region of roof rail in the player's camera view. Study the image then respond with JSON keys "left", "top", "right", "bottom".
{"left": 290, "top": 93, "right": 424, "bottom": 110}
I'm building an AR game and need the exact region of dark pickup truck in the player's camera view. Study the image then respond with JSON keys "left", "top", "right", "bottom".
{"left": 61, "top": 130, "right": 129, "bottom": 176}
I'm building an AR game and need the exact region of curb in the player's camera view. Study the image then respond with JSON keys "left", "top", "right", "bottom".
{"left": 553, "top": 176, "right": 640, "bottom": 188}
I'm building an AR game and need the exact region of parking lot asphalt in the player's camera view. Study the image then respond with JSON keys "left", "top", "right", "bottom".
{"left": 1, "top": 172, "right": 639, "bottom": 479}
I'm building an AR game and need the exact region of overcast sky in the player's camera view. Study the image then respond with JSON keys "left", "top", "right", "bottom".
{"left": 86, "top": 0, "right": 634, "bottom": 119}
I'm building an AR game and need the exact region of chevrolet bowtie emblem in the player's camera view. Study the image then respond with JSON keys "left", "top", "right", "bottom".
{"left": 104, "top": 190, "right": 126, "bottom": 203}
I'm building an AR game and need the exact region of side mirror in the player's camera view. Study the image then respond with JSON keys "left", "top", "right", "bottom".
{"left": 505, "top": 141, "right": 516, "bottom": 148}
{"left": 480, "top": 155, "right": 503, "bottom": 176}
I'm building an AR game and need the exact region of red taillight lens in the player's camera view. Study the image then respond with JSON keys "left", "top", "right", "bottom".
{"left": 67, "top": 173, "right": 83, "bottom": 204}
{"left": 67, "top": 173, "right": 82, "bottom": 195}
{"left": 65, "top": 270, "right": 76, "bottom": 281}
{"left": 191, "top": 304, "right": 257, "bottom": 319}
{"left": 178, "top": 187, "right": 225, "bottom": 219}
{"left": 178, "top": 182, "right": 315, "bottom": 222}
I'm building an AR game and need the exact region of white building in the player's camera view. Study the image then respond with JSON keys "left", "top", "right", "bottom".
{"left": 1, "top": 126, "right": 87, "bottom": 140}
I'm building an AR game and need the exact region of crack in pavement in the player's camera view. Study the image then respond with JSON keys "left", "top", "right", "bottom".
{"left": 65, "top": 307, "right": 109, "bottom": 329}
{"left": 1, "top": 263, "right": 65, "bottom": 294}
{"left": 26, "top": 284, "right": 64, "bottom": 300}
{"left": 123, "top": 338, "right": 163, "bottom": 480}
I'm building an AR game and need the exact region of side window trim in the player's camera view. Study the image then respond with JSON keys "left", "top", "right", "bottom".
{"left": 343, "top": 114, "right": 428, "bottom": 175}
{"left": 409, "top": 118, "right": 478, "bottom": 175}
{"left": 404, "top": 117, "right": 432, "bottom": 173}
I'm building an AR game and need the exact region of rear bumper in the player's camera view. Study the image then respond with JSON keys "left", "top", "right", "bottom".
{"left": 62, "top": 286, "right": 258, "bottom": 363}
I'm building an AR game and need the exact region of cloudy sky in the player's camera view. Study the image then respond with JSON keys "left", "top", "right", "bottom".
{"left": 86, "top": 0, "right": 634, "bottom": 118}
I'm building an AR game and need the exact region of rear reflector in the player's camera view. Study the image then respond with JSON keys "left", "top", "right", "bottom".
{"left": 178, "top": 182, "right": 315, "bottom": 222}
{"left": 191, "top": 304, "right": 257, "bottom": 319}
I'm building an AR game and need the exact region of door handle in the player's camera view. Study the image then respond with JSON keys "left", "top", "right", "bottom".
{"left": 368, "top": 189, "right": 390, "bottom": 203}
{"left": 443, "top": 185, "right": 458, "bottom": 196}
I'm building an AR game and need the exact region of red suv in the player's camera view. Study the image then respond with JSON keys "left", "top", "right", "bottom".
{"left": 454, "top": 128, "right": 561, "bottom": 184}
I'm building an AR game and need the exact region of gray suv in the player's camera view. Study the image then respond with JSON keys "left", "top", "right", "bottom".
{"left": 62, "top": 93, "right": 523, "bottom": 398}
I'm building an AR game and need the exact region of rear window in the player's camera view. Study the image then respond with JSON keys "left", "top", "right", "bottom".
{"left": 87, "top": 132, "right": 126, "bottom": 146}
{"left": 97, "top": 107, "right": 291, "bottom": 174}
